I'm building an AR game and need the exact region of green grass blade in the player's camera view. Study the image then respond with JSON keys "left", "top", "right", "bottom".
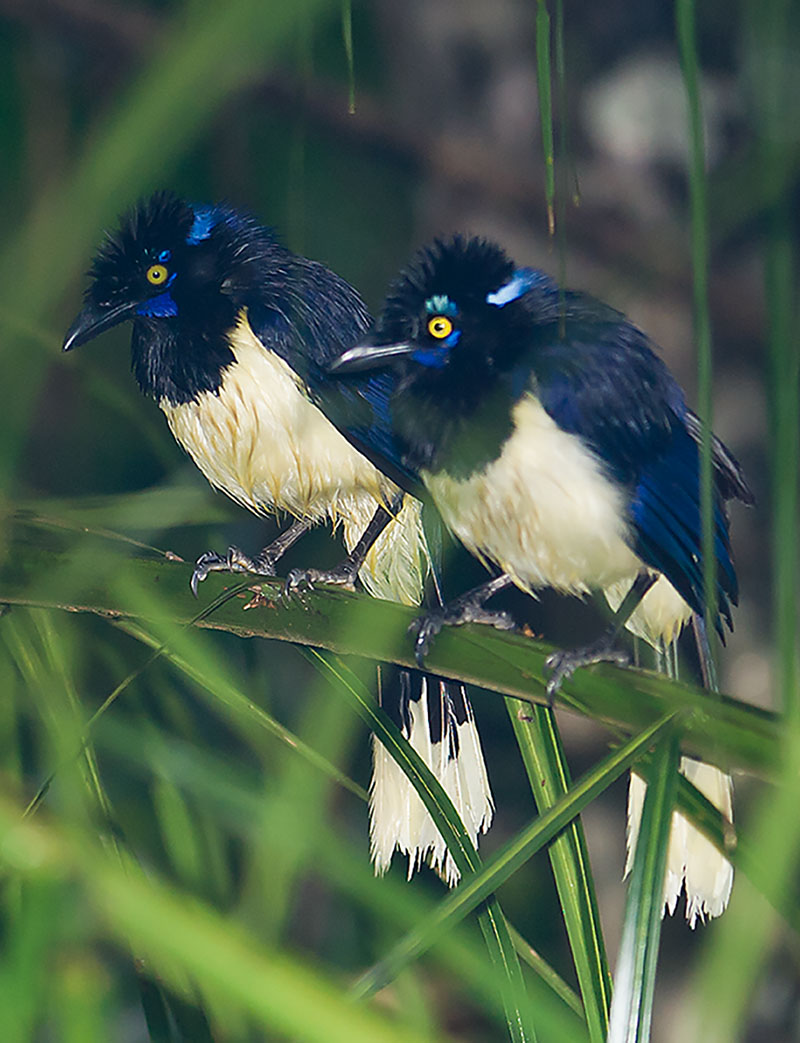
{"left": 608, "top": 728, "right": 681, "bottom": 1043}
{"left": 676, "top": 0, "right": 717, "bottom": 653}
{"left": 0, "top": 799, "right": 441, "bottom": 1043}
{"left": 341, "top": 0, "right": 356, "bottom": 113}
{"left": 353, "top": 714, "right": 675, "bottom": 1000}
{"left": 300, "top": 650, "right": 537, "bottom": 1043}
{"left": 686, "top": 0, "right": 800, "bottom": 1031}
{"left": 505, "top": 923, "right": 584, "bottom": 1018}
{"left": 136, "top": 974, "right": 176, "bottom": 1043}
{"left": 758, "top": 3, "right": 800, "bottom": 724}
{"left": 55, "top": 951, "right": 115, "bottom": 1043}
{"left": 509, "top": 704, "right": 611, "bottom": 1042}
{"left": 113, "top": 616, "right": 367, "bottom": 801}
{"left": 164, "top": 991, "right": 217, "bottom": 1043}
{"left": 303, "top": 651, "right": 480, "bottom": 871}
{"left": 535, "top": 0, "right": 555, "bottom": 236}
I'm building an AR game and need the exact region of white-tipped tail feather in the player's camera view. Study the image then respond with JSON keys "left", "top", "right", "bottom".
{"left": 625, "top": 760, "right": 733, "bottom": 927}
{"left": 370, "top": 676, "right": 494, "bottom": 886}
{"left": 610, "top": 575, "right": 734, "bottom": 925}
{"left": 349, "top": 497, "right": 493, "bottom": 885}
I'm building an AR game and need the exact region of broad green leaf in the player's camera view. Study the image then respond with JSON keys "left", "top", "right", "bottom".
{"left": 0, "top": 514, "right": 780, "bottom": 776}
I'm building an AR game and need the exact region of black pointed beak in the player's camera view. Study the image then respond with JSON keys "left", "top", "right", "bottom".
{"left": 62, "top": 298, "right": 138, "bottom": 352}
{"left": 328, "top": 337, "right": 415, "bottom": 374}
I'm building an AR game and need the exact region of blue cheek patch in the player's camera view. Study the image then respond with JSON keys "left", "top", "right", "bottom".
{"left": 137, "top": 291, "right": 178, "bottom": 318}
{"left": 411, "top": 347, "right": 449, "bottom": 368}
{"left": 186, "top": 206, "right": 217, "bottom": 244}
{"left": 412, "top": 328, "right": 460, "bottom": 367}
{"left": 486, "top": 268, "right": 550, "bottom": 307}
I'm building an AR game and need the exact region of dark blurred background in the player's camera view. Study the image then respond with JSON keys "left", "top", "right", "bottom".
{"left": 0, "top": 0, "right": 794, "bottom": 1040}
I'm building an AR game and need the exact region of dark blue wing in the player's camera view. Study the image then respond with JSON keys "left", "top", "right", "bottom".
{"left": 629, "top": 424, "right": 737, "bottom": 634}
{"left": 319, "top": 370, "right": 426, "bottom": 498}
{"left": 529, "top": 297, "right": 741, "bottom": 634}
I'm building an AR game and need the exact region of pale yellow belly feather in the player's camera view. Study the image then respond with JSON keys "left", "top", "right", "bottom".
{"left": 159, "top": 313, "right": 426, "bottom": 605}
{"left": 424, "top": 393, "right": 642, "bottom": 594}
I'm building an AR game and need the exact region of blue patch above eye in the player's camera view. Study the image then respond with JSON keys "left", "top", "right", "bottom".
{"left": 186, "top": 206, "right": 217, "bottom": 244}
{"left": 137, "top": 291, "right": 178, "bottom": 318}
{"left": 425, "top": 294, "right": 458, "bottom": 316}
{"left": 157, "top": 249, "right": 172, "bottom": 263}
{"left": 486, "top": 268, "right": 550, "bottom": 307}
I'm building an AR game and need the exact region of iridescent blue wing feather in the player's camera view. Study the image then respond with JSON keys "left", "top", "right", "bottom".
{"left": 526, "top": 292, "right": 744, "bottom": 633}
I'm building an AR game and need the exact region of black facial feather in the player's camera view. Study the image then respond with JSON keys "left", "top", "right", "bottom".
{"left": 352, "top": 236, "right": 539, "bottom": 474}
{"left": 77, "top": 191, "right": 370, "bottom": 406}
{"left": 378, "top": 235, "right": 515, "bottom": 343}
{"left": 87, "top": 191, "right": 195, "bottom": 303}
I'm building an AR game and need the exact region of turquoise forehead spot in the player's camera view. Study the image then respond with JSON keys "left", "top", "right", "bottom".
{"left": 425, "top": 294, "right": 458, "bottom": 316}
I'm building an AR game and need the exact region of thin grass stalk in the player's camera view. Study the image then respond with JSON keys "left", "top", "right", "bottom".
{"left": 607, "top": 729, "right": 681, "bottom": 1043}
{"left": 688, "top": 0, "right": 800, "bottom": 1035}
{"left": 535, "top": 0, "right": 555, "bottom": 236}
{"left": 341, "top": 0, "right": 356, "bottom": 113}
{"left": 554, "top": 0, "right": 569, "bottom": 292}
{"left": 759, "top": 5, "right": 800, "bottom": 723}
{"left": 113, "top": 618, "right": 368, "bottom": 801}
{"left": 676, "top": 0, "right": 718, "bottom": 661}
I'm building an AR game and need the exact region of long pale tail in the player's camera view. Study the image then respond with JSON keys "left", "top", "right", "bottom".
{"left": 607, "top": 576, "right": 734, "bottom": 924}
{"left": 370, "top": 672, "right": 494, "bottom": 885}
{"left": 343, "top": 496, "right": 493, "bottom": 884}
{"left": 625, "top": 759, "right": 733, "bottom": 927}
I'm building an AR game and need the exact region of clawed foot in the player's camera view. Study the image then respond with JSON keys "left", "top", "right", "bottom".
{"left": 283, "top": 561, "right": 359, "bottom": 597}
{"left": 190, "top": 546, "right": 277, "bottom": 597}
{"left": 410, "top": 602, "right": 516, "bottom": 666}
{"left": 544, "top": 638, "right": 630, "bottom": 703}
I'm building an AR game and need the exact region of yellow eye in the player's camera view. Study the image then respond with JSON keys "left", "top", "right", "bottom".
{"left": 146, "top": 263, "right": 169, "bottom": 286}
{"left": 427, "top": 315, "right": 453, "bottom": 339}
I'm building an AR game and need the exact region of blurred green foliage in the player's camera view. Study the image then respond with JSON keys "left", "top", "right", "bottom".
{"left": 0, "top": 0, "right": 797, "bottom": 1041}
